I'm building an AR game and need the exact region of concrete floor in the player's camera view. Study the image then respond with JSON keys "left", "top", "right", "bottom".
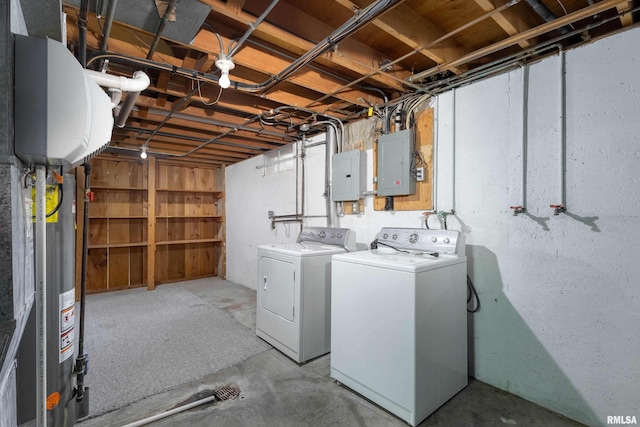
{"left": 78, "top": 278, "right": 584, "bottom": 427}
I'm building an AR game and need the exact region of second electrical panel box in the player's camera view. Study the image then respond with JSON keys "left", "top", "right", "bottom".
{"left": 377, "top": 129, "right": 416, "bottom": 196}
{"left": 332, "top": 150, "right": 366, "bottom": 201}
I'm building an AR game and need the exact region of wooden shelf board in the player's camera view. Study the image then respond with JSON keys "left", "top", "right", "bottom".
{"left": 88, "top": 242, "right": 148, "bottom": 249}
{"left": 156, "top": 238, "right": 222, "bottom": 245}
{"left": 89, "top": 216, "right": 149, "bottom": 219}
{"left": 155, "top": 215, "right": 222, "bottom": 219}
{"left": 91, "top": 186, "right": 148, "bottom": 190}
{"left": 156, "top": 188, "right": 223, "bottom": 196}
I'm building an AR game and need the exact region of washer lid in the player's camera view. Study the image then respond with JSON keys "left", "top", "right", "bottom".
{"left": 258, "top": 242, "right": 348, "bottom": 257}
{"left": 332, "top": 249, "right": 466, "bottom": 272}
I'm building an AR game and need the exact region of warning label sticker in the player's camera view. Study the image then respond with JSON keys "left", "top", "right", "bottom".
{"left": 59, "top": 289, "right": 75, "bottom": 363}
{"left": 31, "top": 185, "right": 60, "bottom": 223}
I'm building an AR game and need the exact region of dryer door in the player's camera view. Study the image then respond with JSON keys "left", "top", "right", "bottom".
{"left": 260, "top": 257, "right": 295, "bottom": 321}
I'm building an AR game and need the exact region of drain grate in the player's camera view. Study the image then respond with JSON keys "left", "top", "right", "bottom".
{"left": 213, "top": 384, "right": 240, "bottom": 401}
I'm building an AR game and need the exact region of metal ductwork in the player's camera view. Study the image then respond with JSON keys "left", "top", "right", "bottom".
{"left": 525, "top": 0, "right": 570, "bottom": 34}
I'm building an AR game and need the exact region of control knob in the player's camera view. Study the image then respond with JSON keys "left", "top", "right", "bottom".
{"left": 319, "top": 231, "right": 326, "bottom": 238}
{"left": 409, "top": 233, "right": 419, "bottom": 244}
{"left": 392, "top": 234, "right": 398, "bottom": 240}
{"left": 382, "top": 233, "right": 388, "bottom": 239}
{"left": 443, "top": 238, "right": 450, "bottom": 244}
{"left": 431, "top": 237, "right": 438, "bottom": 243}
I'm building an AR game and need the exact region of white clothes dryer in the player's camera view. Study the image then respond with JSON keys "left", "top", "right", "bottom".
{"left": 257, "top": 227, "right": 356, "bottom": 363}
{"left": 331, "top": 227, "right": 468, "bottom": 426}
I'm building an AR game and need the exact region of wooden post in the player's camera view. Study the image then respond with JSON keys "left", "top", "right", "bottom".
{"left": 147, "top": 156, "right": 156, "bottom": 290}
{"left": 218, "top": 165, "right": 226, "bottom": 280}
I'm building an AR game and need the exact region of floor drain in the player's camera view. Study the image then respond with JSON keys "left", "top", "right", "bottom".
{"left": 213, "top": 384, "right": 241, "bottom": 401}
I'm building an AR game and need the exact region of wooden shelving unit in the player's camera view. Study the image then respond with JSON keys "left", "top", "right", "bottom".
{"left": 79, "top": 157, "right": 148, "bottom": 294}
{"left": 152, "top": 162, "right": 224, "bottom": 287}
{"left": 76, "top": 154, "right": 225, "bottom": 295}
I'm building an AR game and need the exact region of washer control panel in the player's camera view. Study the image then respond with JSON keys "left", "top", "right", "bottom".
{"left": 375, "top": 228, "right": 464, "bottom": 255}
{"left": 298, "top": 227, "right": 356, "bottom": 250}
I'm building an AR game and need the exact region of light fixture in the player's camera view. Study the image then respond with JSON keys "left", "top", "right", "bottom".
{"left": 215, "top": 54, "right": 235, "bottom": 89}
{"left": 140, "top": 146, "right": 147, "bottom": 159}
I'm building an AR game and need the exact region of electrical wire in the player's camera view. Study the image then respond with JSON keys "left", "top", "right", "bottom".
{"left": 373, "top": 240, "right": 439, "bottom": 258}
{"left": 467, "top": 275, "right": 481, "bottom": 313}
{"left": 193, "top": 80, "right": 223, "bottom": 106}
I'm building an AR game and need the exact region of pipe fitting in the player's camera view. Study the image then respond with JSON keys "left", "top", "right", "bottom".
{"left": 510, "top": 205, "right": 525, "bottom": 216}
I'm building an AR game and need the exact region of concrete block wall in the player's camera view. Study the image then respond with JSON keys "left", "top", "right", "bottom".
{"left": 226, "top": 27, "right": 640, "bottom": 426}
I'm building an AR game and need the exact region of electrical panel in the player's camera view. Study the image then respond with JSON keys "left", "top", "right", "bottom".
{"left": 332, "top": 150, "right": 366, "bottom": 201}
{"left": 377, "top": 129, "right": 416, "bottom": 196}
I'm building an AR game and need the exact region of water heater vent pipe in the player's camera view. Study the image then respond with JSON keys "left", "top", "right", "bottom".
{"left": 83, "top": 69, "right": 150, "bottom": 127}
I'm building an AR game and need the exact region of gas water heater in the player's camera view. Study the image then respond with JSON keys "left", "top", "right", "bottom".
{"left": 16, "top": 173, "right": 87, "bottom": 426}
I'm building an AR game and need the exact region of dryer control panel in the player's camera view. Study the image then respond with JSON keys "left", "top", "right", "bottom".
{"left": 375, "top": 228, "right": 465, "bottom": 255}
{"left": 297, "top": 227, "right": 357, "bottom": 251}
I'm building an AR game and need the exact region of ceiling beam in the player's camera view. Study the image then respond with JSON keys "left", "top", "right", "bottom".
{"left": 409, "top": 0, "right": 633, "bottom": 81}
{"left": 64, "top": 9, "right": 374, "bottom": 114}
{"left": 193, "top": 28, "right": 383, "bottom": 107}
{"left": 473, "top": 0, "right": 532, "bottom": 48}
{"left": 333, "top": 0, "right": 471, "bottom": 74}
{"left": 199, "top": 0, "right": 406, "bottom": 90}
{"left": 617, "top": 1, "right": 634, "bottom": 27}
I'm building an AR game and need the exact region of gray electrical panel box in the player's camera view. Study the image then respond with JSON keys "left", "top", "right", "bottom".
{"left": 332, "top": 150, "right": 366, "bottom": 201}
{"left": 377, "top": 129, "right": 416, "bottom": 196}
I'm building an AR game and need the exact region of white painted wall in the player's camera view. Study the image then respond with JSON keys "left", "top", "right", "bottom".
{"left": 226, "top": 27, "right": 640, "bottom": 426}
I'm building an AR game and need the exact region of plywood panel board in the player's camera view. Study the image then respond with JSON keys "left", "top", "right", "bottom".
{"left": 199, "top": 243, "right": 216, "bottom": 276}
{"left": 90, "top": 190, "right": 108, "bottom": 217}
{"left": 110, "top": 161, "right": 132, "bottom": 188}
{"left": 167, "top": 244, "right": 186, "bottom": 281}
{"left": 129, "top": 160, "right": 147, "bottom": 188}
{"left": 168, "top": 193, "right": 186, "bottom": 216}
{"left": 108, "top": 190, "right": 148, "bottom": 217}
{"left": 167, "top": 218, "right": 187, "bottom": 241}
{"left": 155, "top": 245, "right": 169, "bottom": 283}
{"left": 88, "top": 219, "right": 107, "bottom": 246}
{"left": 109, "top": 218, "right": 146, "bottom": 244}
{"left": 374, "top": 108, "right": 434, "bottom": 211}
{"left": 90, "top": 159, "right": 110, "bottom": 187}
{"left": 130, "top": 247, "right": 146, "bottom": 286}
{"left": 109, "top": 247, "right": 130, "bottom": 289}
{"left": 87, "top": 249, "right": 108, "bottom": 292}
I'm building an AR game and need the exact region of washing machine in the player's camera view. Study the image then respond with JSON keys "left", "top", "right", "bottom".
{"left": 256, "top": 226, "right": 356, "bottom": 363}
{"left": 330, "top": 227, "right": 468, "bottom": 426}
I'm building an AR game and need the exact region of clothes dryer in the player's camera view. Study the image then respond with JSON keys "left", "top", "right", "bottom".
{"left": 257, "top": 227, "right": 356, "bottom": 363}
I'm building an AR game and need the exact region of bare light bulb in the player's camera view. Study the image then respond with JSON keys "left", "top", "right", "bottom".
{"left": 140, "top": 147, "right": 147, "bottom": 159}
{"left": 219, "top": 69, "right": 230, "bottom": 89}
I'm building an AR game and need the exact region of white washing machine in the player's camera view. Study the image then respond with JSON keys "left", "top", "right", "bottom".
{"left": 256, "top": 227, "right": 356, "bottom": 363}
{"left": 331, "top": 227, "right": 468, "bottom": 426}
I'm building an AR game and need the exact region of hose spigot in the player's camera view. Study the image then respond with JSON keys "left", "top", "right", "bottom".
{"left": 510, "top": 205, "right": 525, "bottom": 216}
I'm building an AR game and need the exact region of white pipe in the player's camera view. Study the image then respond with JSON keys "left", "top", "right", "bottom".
{"left": 559, "top": 50, "right": 567, "bottom": 209}
{"left": 433, "top": 96, "right": 440, "bottom": 212}
{"left": 521, "top": 65, "right": 529, "bottom": 209}
{"left": 451, "top": 88, "right": 457, "bottom": 213}
{"left": 325, "top": 125, "right": 339, "bottom": 227}
{"left": 108, "top": 88, "right": 122, "bottom": 108}
{"left": 35, "top": 165, "right": 47, "bottom": 427}
{"left": 83, "top": 69, "right": 150, "bottom": 92}
{"left": 121, "top": 395, "right": 217, "bottom": 427}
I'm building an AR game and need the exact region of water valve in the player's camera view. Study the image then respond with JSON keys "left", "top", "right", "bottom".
{"left": 550, "top": 204, "right": 565, "bottom": 215}
{"left": 510, "top": 205, "right": 525, "bottom": 216}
